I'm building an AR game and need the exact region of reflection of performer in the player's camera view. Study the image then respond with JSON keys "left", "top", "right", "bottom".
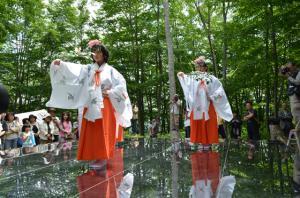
{"left": 178, "top": 56, "right": 233, "bottom": 148}
{"left": 47, "top": 40, "right": 132, "bottom": 165}
{"left": 77, "top": 148, "right": 124, "bottom": 197}
{"left": 190, "top": 151, "right": 220, "bottom": 197}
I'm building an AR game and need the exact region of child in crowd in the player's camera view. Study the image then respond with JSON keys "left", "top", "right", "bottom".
{"left": 59, "top": 112, "right": 73, "bottom": 142}
{"left": 21, "top": 124, "right": 36, "bottom": 153}
{"left": 29, "top": 114, "right": 39, "bottom": 145}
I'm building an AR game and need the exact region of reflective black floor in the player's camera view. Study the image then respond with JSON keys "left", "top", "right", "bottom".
{"left": 0, "top": 139, "right": 296, "bottom": 197}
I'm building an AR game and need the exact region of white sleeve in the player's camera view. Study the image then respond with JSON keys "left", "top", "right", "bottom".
{"left": 46, "top": 61, "right": 89, "bottom": 109}
{"left": 208, "top": 76, "right": 233, "bottom": 121}
{"left": 177, "top": 74, "right": 194, "bottom": 111}
{"left": 108, "top": 67, "right": 133, "bottom": 127}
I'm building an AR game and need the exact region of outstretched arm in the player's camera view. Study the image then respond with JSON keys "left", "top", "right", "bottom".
{"left": 177, "top": 72, "right": 194, "bottom": 112}
{"left": 47, "top": 60, "right": 90, "bottom": 109}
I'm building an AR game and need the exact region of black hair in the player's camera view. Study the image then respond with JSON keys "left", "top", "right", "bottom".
{"left": 48, "top": 107, "right": 56, "bottom": 112}
{"left": 194, "top": 61, "right": 208, "bottom": 72}
{"left": 61, "top": 111, "right": 71, "bottom": 122}
{"left": 5, "top": 112, "right": 15, "bottom": 121}
{"left": 23, "top": 124, "right": 31, "bottom": 129}
{"left": 29, "top": 114, "right": 37, "bottom": 120}
{"left": 22, "top": 118, "right": 30, "bottom": 125}
{"left": 91, "top": 44, "right": 109, "bottom": 63}
{"left": 245, "top": 101, "right": 253, "bottom": 106}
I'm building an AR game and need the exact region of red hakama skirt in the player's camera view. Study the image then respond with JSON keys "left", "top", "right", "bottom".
{"left": 190, "top": 103, "right": 218, "bottom": 144}
{"left": 77, "top": 97, "right": 121, "bottom": 160}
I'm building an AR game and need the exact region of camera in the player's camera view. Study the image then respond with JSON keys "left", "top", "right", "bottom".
{"left": 280, "top": 66, "right": 290, "bottom": 75}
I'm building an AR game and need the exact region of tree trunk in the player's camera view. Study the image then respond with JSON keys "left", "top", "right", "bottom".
{"left": 222, "top": 0, "right": 229, "bottom": 85}
{"left": 163, "top": 0, "right": 176, "bottom": 134}
{"left": 156, "top": 0, "right": 163, "bottom": 121}
{"left": 269, "top": 3, "right": 279, "bottom": 118}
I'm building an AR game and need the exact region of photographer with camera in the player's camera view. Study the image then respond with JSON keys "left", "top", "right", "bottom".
{"left": 281, "top": 62, "right": 300, "bottom": 124}
{"left": 280, "top": 61, "right": 300, "bottom": 194}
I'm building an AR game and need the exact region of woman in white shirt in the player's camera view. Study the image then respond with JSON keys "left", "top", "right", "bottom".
{"left": 4, "top": 112, "right": 20, "bottom": 150}
{"left": 38, "top": 113, "right": 55, "bottom": 144}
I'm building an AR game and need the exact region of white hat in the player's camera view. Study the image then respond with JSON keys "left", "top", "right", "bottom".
{"left": 41, "top": 112, "right": 51, "bottom": 119}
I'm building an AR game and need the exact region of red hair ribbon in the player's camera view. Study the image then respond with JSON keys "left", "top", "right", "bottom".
{"left": 196, "top": 80, "right": 208, "bottom": 95}
{"left": 94, "top": 70, "right": 101, "bottom": 87}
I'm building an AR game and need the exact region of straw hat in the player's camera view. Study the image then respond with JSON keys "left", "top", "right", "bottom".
{"left": 41, "top": 112, "right": 51, "bottom": 120}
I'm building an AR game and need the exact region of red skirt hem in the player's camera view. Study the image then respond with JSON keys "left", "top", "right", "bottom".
{"left": 77, "top": 98, "right": 117, "bottom": 160}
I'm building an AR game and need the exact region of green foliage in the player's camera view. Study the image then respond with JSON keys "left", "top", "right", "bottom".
{"left": 0, "top": 0, "right": 299, "bottom": 137}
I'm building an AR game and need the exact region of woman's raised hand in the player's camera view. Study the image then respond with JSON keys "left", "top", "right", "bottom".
{"left": 102, "top": 89, "right": 110, "bottom": 97}
{"left": 177, "top": 72, "right": 185, "bottom": 77}
{"left": 53, "top": 59, "right": 61, "bottom": 66}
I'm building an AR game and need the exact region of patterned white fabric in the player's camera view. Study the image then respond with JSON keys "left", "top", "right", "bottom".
{"left": 47, "top": 61, "right": 132, "bottom": 127}
{"left": 178, "top": 71, "right": 233, "bottom": 121}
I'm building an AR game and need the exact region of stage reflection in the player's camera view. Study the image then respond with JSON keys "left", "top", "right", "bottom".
{"left": 190, "top": 151, "right": 220, "bottom": 197}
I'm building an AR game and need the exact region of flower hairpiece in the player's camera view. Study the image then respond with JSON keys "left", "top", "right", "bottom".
{"left": 193, "top": 56, "right": 206, "bottom": 66}
{"left": 88, "top": 39, "right": 102, "bottom": 48}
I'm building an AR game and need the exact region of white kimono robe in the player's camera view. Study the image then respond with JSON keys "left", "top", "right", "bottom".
{"left": 178, "top": 71, "right": 233, "bottom": 122}
{"left": 46, "top": 61, "right": 132, "bottom": 128}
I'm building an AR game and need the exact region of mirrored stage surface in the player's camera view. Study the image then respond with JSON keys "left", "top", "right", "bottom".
{"left": 0, "top": 139, "right": 295, "bottom": 197}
